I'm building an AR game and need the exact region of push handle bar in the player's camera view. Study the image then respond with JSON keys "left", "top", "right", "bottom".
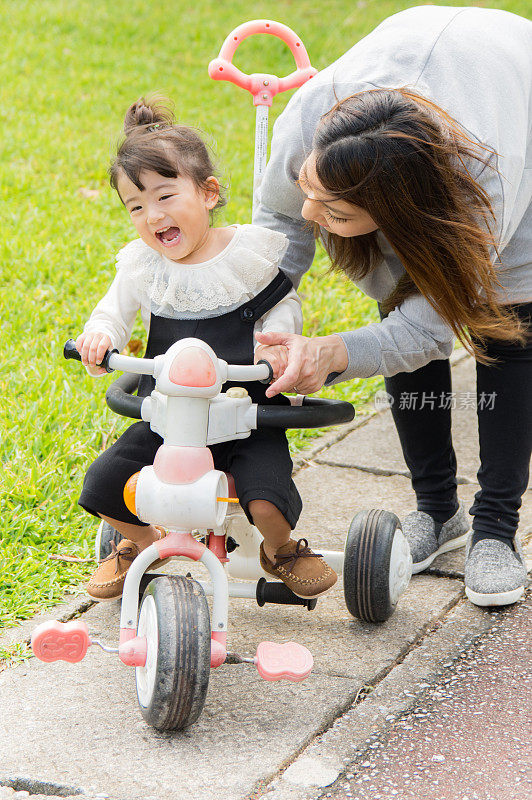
{"left": 208, "top": 20, "right": 317, "bottom": 106}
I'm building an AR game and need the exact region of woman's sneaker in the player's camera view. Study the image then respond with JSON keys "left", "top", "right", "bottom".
{"left": 402, "top": 504, "right": 470, "bottom": 574}
{"left": 259, "top": 538, "right": 337, "bottom": 599}
{"left": 465, "top": 534, "right": 529, "bottom": 607}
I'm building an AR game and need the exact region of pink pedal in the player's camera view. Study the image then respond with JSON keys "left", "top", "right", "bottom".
{"left": 255, "top": 641, "right": 313, "bottom": 682}
{"left": 31, "top": 620, "right": 91, "bottom": 664}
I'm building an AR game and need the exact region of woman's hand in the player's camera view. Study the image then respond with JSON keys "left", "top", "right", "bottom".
{"left": 254, "top": 344, "right": 289, "bottom": 381}
{"left": 255, "top": 331, "right": 348, "bottom": 398}
{"left": 75, "top": 331, "right": 113, "bottom": 375}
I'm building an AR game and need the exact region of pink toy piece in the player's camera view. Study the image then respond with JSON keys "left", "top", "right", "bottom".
{"left": 31, "top": 620, "right": 91, "bottom": 664}
{"left": 156, "top": 530, "right": 206, "bottom": 561}
{"left": 120, "top": 627, "right": 137, "bottom": 646}
{"left": 169, "top": 346, "right": 217, "bottom": 387}
{"left": 210, "top": 630, "right": 227, "bottom": 668}
{"left": 208, "top": 19, "right": 317, "bottom": 106}
{"left": 225, "top": 472, "right": 238, "bottom": 498}
{"left": 153, "top": 444, "right": 214, "bottom": 485}
{"left": 255, "top": 641, "right": 313, "bottom": 682}
{"left": 207, "top": 532, "right": 229, "bottom": 563}
{"left": 119, "top": 635, "right": 147, "bottom": 667}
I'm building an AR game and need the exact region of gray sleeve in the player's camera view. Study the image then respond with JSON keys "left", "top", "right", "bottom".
{"left": 252, "top": 91, "right": 316, "bottom": 289}
{"left": 327, "top": 293, "right": 455, "bottom": 383}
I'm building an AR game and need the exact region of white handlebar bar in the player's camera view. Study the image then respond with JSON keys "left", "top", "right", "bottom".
{"left": 107, "top": 351, "right": 271, "bottom": 383}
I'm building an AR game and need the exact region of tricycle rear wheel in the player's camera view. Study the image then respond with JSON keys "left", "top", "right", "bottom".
{"left": 343, "top": 509, "right": 411, "bottom": 623}
{"left": 94, "top": 520, "right": 122, "bottom": 562}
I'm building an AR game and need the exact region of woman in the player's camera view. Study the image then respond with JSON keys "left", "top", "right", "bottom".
{"left": 253, "top": 5, "right": 532, "bottom": 606}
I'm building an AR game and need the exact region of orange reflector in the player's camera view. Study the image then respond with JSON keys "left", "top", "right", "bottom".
{"left": 217, "top": 497, "right": 240, "bottom": 503}
{"left": 123, "top": 472, "right": 140, "bottom": 516}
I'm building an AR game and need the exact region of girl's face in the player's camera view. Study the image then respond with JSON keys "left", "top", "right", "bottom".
{"left": 117, "top": 169, "right": 219, "bottom": 263}
{"left": 298, "top": 153, "right": 378, "bottom": 237}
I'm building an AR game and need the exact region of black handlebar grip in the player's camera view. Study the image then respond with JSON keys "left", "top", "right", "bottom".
{"left": 63, "top": 338, "right": 118, "bottom": 373}
{"left": 64, "top": 339, "right": 82, "bottom": 362}
{"left": 256, "top": 359, "right": 274, "bottom": 384}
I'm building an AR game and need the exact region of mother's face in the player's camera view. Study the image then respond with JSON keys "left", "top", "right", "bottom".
{"left": 298, "top": 153, "right": 378, "bottom": 237}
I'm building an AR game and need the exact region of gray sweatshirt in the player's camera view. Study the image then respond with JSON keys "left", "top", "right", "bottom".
{"left": 253, "top": 5, "right": 532, "bottom": 381}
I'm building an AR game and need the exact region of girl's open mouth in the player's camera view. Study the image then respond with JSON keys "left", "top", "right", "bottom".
{"left": 155, "top": 226, "right": 181, "bottom": 246}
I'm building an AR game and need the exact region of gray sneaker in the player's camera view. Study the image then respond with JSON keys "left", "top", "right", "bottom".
{"left": 465, "top": 535, "right": 529, "bottom": 607}
{"left": 402, "top": 504, "right": 470, "bottom": 574}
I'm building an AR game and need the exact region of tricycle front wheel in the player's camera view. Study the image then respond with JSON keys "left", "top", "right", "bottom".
{"left": 135, "top": 575, "right": 211, "bottom": 731}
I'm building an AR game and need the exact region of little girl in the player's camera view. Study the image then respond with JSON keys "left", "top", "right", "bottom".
{"left": 76, "top": 95, "right": 337, "bottom": 602}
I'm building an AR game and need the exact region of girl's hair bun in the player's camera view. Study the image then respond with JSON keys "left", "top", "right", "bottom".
{"left": 123, "top": 92, "right": 176, "bottom": 134}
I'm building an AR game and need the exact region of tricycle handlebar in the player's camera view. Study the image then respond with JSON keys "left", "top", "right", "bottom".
{"left": 64, "top": 339, "right": 355, "bottom": 429}
{"left": 64, "top": 339, "right": 272, "bottom": 382}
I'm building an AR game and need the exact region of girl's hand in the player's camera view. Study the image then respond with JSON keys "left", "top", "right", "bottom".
{"left": 75, "top": 331, "right": 113, "bottom": 375}
{"left": 254, "top": 343, "right": 289, "bottom": 381}
{"left": 254, "top": 331, "right": 348, "bottom": 398}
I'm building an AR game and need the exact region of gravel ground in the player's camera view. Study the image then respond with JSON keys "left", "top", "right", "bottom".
{"left": 323, "top": 593, "right": 532, "bottom": 800}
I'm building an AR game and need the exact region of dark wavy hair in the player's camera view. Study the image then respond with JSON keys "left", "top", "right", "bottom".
{"left": 312, "top": 88, "right": 525, "bottom": 361}
{"left": 109, "top": 93, "right": 226, "bottom": 211}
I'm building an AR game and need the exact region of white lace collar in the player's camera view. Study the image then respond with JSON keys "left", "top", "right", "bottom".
{"left": 115, "top": 224, "right": 288, "bottom": 315}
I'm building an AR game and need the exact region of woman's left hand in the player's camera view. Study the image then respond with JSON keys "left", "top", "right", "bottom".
{"left": 255, "top": 331, "right": 348, "bottom": 397}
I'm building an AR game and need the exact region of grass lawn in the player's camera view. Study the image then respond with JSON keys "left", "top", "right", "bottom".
{"left": 0, "top": 0, "right": 525, "bottom": 639}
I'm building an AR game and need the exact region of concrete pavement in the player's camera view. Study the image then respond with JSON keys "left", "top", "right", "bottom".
{"left": 0, "top": 353, "right": 530, "bottom": 800}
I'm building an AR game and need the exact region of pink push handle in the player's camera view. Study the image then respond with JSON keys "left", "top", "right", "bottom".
{"left": 208, "top": 20, "right": 317, "bottom": 106}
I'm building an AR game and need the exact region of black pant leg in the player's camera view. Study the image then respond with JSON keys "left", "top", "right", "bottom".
{"left": 470, "top": 302, "right": 532, "bottom": 540}
{"left": 384, "top": 359, "right": 459, "bottom": 522}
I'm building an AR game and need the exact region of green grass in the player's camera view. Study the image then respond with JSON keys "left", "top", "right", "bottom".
{"left": 0, "top": 0, "right": 524, "bottom": 632}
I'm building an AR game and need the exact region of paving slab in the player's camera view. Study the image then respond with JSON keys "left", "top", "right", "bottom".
{"left": 295, "top": 463, "right": 478, "bottom": 579}
{"left": 0, "top": 570, "right": 463, "bottom": 800}
{"left": 312, "top": 358, "right": 532, "bottom": 572}
{"left": 319, "top": 357, "right": 481, "bottom": 482}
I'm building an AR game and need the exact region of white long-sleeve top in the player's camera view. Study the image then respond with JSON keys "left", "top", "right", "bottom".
{"left": 83, "top": 224, "right": 302, "bottom": 373}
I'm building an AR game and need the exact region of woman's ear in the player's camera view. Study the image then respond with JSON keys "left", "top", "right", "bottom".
{"left": 204, "top": 176, "right": 220, "bottom": 209}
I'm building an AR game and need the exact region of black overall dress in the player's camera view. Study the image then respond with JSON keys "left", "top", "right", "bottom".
{"left": 79, "top": 271, "right": 303, "bottom": 529}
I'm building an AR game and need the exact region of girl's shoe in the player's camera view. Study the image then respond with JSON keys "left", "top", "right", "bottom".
{"left": 87, "top": 534, "right": 169, "bottom": 602}
{"left": 465, "top": 534, "right": 529, "bottom": 607}
{"left": 402, "top": 504, "right": 470, "bottom": 574}
{"left": 259, "top": 538, "right": 337, "bottom": 599}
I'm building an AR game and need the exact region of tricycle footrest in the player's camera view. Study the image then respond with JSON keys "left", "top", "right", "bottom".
{"left": 31, "top": 620, "right": 91, "bottom": 663}
{"left": 256, "top": 578, "right": 317, "bottom": 610}
{"left": 255, "top": 641, "right": 313, "bottom": 681}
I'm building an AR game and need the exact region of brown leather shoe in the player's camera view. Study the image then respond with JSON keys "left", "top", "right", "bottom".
{"left": 259, "top": 538, "right": 337, "bottom": 599}
{"left": 87, "top": 534, "right": 170, "bottom": 602}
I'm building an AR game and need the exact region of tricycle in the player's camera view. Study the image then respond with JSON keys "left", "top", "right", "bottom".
{"left": 31, "top": 20, "right": 412, "bottom": 731}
